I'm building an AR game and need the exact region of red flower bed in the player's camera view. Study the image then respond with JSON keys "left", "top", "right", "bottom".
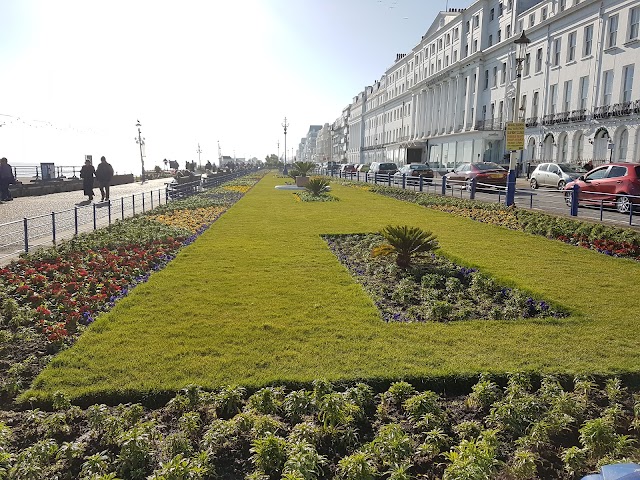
{"left": 0, "top": 238, "right": 183, "bottom": 346}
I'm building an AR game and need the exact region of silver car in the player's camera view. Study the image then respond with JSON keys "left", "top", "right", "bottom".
{"left": 529, "top": 163, "right": 587, "bottom": 190}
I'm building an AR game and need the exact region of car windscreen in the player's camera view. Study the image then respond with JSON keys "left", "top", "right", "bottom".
{"left": 474, "top": 162, "right": 503, "bottom": 171}
{"left": 381, "top": 163, "right": 397, "bottom": 169}
{"left": 409, "top": 164, "right": 429, "bottom": 170}
{"left": 558, "top": 163, "right": 585, "bottom": 173}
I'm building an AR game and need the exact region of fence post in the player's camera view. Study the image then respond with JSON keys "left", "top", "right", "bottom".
{"left": 23, "top": 218, "right": 28, "bottom": 253}
{"left": 150, "top": 190, "right": 154, "bottom": 210}
{"left": 51, "top": 212, "right": 56, "bottom": 244}
{"left": 387, "top": 174, "right": 391, "bottom": 187}
{"left": 402, "top": 174, "right": 406, "bottom": 190}
{"left": 121, "top": 197, "right": 125, "bottom": 220}
{"left": 93, "top": 204, "right": 97, "bottom": 230}
{"left": 142, "top": 192, "right": 145, "bottom": 213}
{"left": 132, "top": 195, "right": 136, "bottom": 216}
{"left": 469, "top": 177, "right": 477, "bottom": 200}
{"left": 441, "top": 176, "right": 447, "bottom": 195}
{"left": 570, "top": 184, "right": 580, "bottom": 216}
{"left": 165, "top": 186, "right": 169, "bottom": 204}
{"left": 108, "top": 200, "right": 112, "bottom": 225}
{"left": 74, "top": 207, "right": 78, "bottom": 235}
{"left": 419, "top": 175, "right": 423, "bottom": 192}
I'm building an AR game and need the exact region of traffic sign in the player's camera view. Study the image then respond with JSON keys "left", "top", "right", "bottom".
{"left": 506, "top": 122, "right": 525, "bottom": 151}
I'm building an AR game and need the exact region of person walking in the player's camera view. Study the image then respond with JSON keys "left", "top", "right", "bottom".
{"left": 79, "top": 158, "right": 96, "bottom": 201}
{"left": 0, "top": 157, "right": 15, "bottom": 201}
{"left": 95, "top": 156, "right": 114, "bottom": 202}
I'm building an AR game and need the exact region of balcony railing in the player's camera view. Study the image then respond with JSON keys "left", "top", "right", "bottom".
{"left": 475, "top": 119, "right": 505, "bottom": 131}
{"left": 542, "top": 114, "right": 555, "bottom": 125}
{"left": 612, "top": 101, "right": 633, "bottom": 116}
{"left": 525, "top": 116, "right": 538, "bottom": 127}
{"left": 554, "top": 111, "right": 570, "bottom": 123}
{"left": 569, "top": 109, "right": 587, "bottom": 122}
{"left": 593, "top": 105, "right": 612, "bottom": 119}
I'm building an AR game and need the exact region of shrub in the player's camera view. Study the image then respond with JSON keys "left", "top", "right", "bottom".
{"left": 304, "top": 177, "right": 330, "bottom": 196}
{"left": 372, "top": 225, "right": 439, "bottom": 269}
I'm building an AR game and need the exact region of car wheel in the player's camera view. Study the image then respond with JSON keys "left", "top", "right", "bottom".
{"left": 616, "top": 195, "right": 631, "bottom": 213}
{"left": 564, "top": 191, "right": 574, "bottom": 208}
{"left": 530, "top": 178, "right": 538, "bottom": 189}
{"left": 557, "top": 180, "right": 566, "bottom": 190}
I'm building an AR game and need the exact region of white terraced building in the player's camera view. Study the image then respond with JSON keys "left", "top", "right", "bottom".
{"left": 345, "top": 0, "right": 640, "bottom": 174}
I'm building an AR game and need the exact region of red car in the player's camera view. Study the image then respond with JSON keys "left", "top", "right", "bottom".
{"left": 444, "top": 162, "right": 508, "bottom": 190}
{"left": 563, "top": 162, "right": 640, "bottom": 213}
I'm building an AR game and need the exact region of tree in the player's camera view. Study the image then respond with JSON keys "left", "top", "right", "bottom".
{"left": 264, "top": 154, "right": 280, "bottom": 168}
{"left": 372, "top": 225, "right": 439, "bottom": 269}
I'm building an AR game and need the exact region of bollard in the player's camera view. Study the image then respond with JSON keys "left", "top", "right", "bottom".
{"left": 93, "top": 204, "right": 97, "bottom": 230}
{"left": 108, "top": 200, "right": 112, "bottom": 225}
{"left": 121, "top": 197, "right": 125, "bottom": 220}
{"left": 402, "top": 174, "right": 406, "bottom": 190}
{"left": 419, "top": 175, "right": 423, "bottom": 192}
{"left": 469, "top": 177, "right": 477, "bottom": 200}
{"left": 142, "top": 192, "right": 146, "bottom": 213}
{"left": 570, "top": 184, "right": 579, "bottom": 216}
{"left": 505, "top": 169, "right": 516, "bottom": 206}
{"left": 387, "top": 174, "right": 391, "bottom": 187}
{"left": 441, "top": 176, "right": 447, "bottom": 195}
{"left": 132, "top": 195, "right": 135, "bottom": 216}
{"left": 74, "top": 207, "right": 79, "bottom": 235}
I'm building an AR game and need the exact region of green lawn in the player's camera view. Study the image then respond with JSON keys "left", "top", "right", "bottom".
{"left": 27, "top": 173, "right": 640, "bottom": 402}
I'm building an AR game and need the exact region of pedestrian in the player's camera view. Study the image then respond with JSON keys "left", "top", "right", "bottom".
{"left": 95, "top": 156, "right": 114, "bottom": 202}
{"left": 0, "top": 157, "right": 15, "bottom": 201}
{"left": 79, "top": 158, "right": 96, "bottom": 201}
{"left": 583, "top": 160, "right": 593, "bottom": 172}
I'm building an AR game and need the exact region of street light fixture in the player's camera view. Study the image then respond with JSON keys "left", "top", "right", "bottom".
{"left": 506, "top": 29, "right": 531, "bottom": 206}
{"left": 135, "top": 120, "right": 146, "bottom": 183}
{"left": 282, "top": 117, "right": 289, "bottom": 175}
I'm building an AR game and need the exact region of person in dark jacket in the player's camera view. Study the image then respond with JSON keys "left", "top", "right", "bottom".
{"left": 79, "top": 159, "right": 95, "bottom": 201}
{"left": 0, "top": 157, "right": 15, "bottom": 201}
{"left": 95, "top": 156, "right": 114, "bottom": 202}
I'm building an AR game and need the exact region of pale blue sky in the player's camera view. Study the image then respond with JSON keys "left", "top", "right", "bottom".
{"left": 0, "top": 0, "right": 466, "bottom": 172}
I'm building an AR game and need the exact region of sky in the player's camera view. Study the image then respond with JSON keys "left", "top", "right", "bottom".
{"left": 0, "top": 0, "right": 467, "bottom": 174}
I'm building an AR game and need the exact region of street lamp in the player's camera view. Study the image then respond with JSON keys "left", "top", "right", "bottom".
{"left": 506, "top": 29, "right": 531, "bottom": 206}
{"left": 282, "top": 117, "right": 289, "bottom": 175}
{"left": 135, "top": 120, "right": 146, "bottom": 183}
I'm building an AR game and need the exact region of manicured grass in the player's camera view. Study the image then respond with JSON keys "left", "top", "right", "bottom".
{"left": 26, "top": 173, "right": 640, "bottom": 401}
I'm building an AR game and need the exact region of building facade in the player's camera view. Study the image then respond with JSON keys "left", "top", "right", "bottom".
{"left": 340, "top": 0, "right": 640, "bottom": 171}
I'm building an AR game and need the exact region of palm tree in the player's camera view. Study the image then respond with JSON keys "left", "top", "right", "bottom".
{"left": 304, "top": 177, "right": 330, "bottom": 196}
{"left": 291, "top": 161, "right": 316, "bottom": 177}
{"left": 372, "top": 225, "right": 439, "bottom": 269}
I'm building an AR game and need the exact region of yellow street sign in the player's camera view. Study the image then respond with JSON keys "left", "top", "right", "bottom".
{"left": 506, "top": 122, "right": 525, "bottom": 151}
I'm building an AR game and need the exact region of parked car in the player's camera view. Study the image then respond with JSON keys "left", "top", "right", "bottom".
{"left": 357, "top": 164, "right": 370, "bottom": 173}
{"left": 339, "top": 164, "right": 357, "bottom": 174}
{"left": 369, "top": 162, "right": 398, "bottom": 175}
{"left": 326, "top": 161, "right": 339, "bottom": 172}
{"left": 529, "top": 163, "right": 587, "bottom": 190}
{"left": 563, "top": 162, "right": 640, "bottom": 213}
{"left": 444, "top": 162, "right": 508, "bottom": 190}
{"left": 393, "top": 163, "right": 435, "bottom": 185}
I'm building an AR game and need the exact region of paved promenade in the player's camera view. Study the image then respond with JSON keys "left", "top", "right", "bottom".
{"left": 0, "top": 178, "right": 170, "bottom": 225}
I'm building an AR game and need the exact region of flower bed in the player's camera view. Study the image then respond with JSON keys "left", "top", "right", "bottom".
{"left": 358, "top": 185, "right": 640, "bottom": 262}
{"left": 1, "top": 375, "right": 638, "bottom": 479}
{"left": 325, "top": 233, "right": 567, "bottom": 322}
{"left": 0, "top": 173, "right": 265, "bottom": 410}
{"left": 294, "top": 192, "right": 338, "bottom": 202}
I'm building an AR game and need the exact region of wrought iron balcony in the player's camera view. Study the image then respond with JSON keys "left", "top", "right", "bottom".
{"left": 612, "top": 101, "right": 633, "bottom": 116}
{"left": 593, "top": 105, "right": 612, "bottom": 119}
{"left": 525, "top": 116, "right": 538, "bottom": 127}
{"left": 475, "top": 119, "right": 504, "bottom": 131}
{"left": 542, "top": 114, "right": 555, "bottom": 125}
{"left": 554, "top": 111, "right": 570, "bottom": 123}
{"left": 569, "top": 109, "right": 587, "bottom": 122}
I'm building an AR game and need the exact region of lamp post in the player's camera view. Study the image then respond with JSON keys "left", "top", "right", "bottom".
{"left": 282, "top": 117, "right": 289, "bottom": 175}
{"left": 197, "top": 143, "right": 202, "bottom": 170}
{"left": 135, "top": 120, "right": 146, "bottom": 183}
{"left": 506, "top": 30, "right": 531, "bottom": 206}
